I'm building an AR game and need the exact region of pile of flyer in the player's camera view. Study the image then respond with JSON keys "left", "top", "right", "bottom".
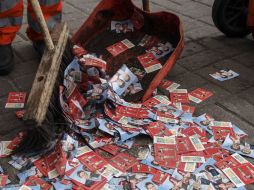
{"left": 0, "top": 22, "right": 252, "bottom": 189}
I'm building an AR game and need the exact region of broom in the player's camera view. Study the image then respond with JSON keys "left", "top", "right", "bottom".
{"left": 13, "top": 0, "right": 151, "bottom": 156}
{"left": 12, "top": 0, "right": 71, "bottom": 156}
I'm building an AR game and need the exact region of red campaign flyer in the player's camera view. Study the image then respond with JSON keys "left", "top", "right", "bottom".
{"left": 153, "top": 136, "right": 178, "bottom": 168}
{"left": 24, "top": 176, "right": 52, "bottom": 190}
{"left": 95, "top": 149, "right": 115, "bottom": 160}
{"left": 154, "top": 144, "right": 178, "bottom": 168}
{"left": 181, "top": 105, "right": 195, "bottom": 114}
{"left": 182, "top": 127, "right": 208, "bottom": 143}
{"left": 45, "top": 148, "right": 63, "bottom": 179}
{"left": 104, "top": 104, "right": 130, "bottom": 125}
{"left": 106, "top": 39, "right": 135, "bottom": 56}
{"left": 115, "top": 105, "right": 151, "bottom": 119}
{"left": 203, "top": 142, "right": 221, "bottom": 158}
{"left": 78, "top": 151, "right": 108, "bottom": 172}
{"left": 137, "top": 52, "right": 162, "bottom": 73}
{"left": 34, "top": 158, "right": 48, "bottom": 177}
{"left": 145, "top": 122, "right": 173, "bottom": 137}
{"left": 177, "top": 162, "right": 197, "bottom": 173}
{"left": 217, "top": 153, "right": 254, "bottom": 187}
{"left": 170, "top": 89, "right": 190, "bottom": 104}
{"left": 143, "top": 95, "right": 172, "bottom": 109}
{"left": 7, "top": 132, "right": 24, "bottom": 150}
{"left": 210, "top": 121, "right": 233, "bottom": 128}
{"left": 68, "top": 164, "right": 107, "bottom": 190}
{"left": 176, "top": 137, "right": 196, "bottom": 154}
{"left": 34, "top": 144, "right": 65, "bottom": 179}
{"left": 216, "top": 153, "right": 245, "bottom": 170}
{"left": 188, "top": 88, "right": 213, "bottom": 103}
{"left": 0, "top": 175, "right": 8, "bottom": 188}
{"left": 180, "top": 154, "right": 206, "bottom": 164}
{"left": 79, "top": 54, "right": 107, "bottom": 70}
{"left": 109, "top": 152, "right": 138, "bottom": 172}
{"left": 159, "top": 79, "right": 180, "bottom": 92}
{"left": 66, "top": 85, "right": 87, "bottom": 107}
{"left": 132, "top": 163, "right": 157, "bottom": 174}
{"left": 213, "top": 149, "right": 231, "bottom": 162}
{"left": 100, "top": 144, "right": 121, "bottom": 156}
{"left": 72, "top": 44, "right": 88, "bottom": 58}
{"left": 138, "top": 34, "right": 161, "bottom": 49}
{"left": 5, "top": 92, "right": 27, "bottom": 109}
{"left": 152, "top": 171, "right": 169, "bottom": 185}
{"left": 230, "top": 163, "right": 254, "bottom": 186}
{"left": 182, "top": 126, "right": 206, "bottom": 138}
{"left": 212, "top": 126, "right": 235, "bottom": 141}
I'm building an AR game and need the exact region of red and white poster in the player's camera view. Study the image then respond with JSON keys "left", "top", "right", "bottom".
{"left": 5, "top": 92, "right": 27, "bottom": 108}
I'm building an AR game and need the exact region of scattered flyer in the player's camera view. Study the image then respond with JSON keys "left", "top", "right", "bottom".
{"left": 138, "top": 34, "right": 161, "bottom": 49}
{"left": 222, "top": 135, "right": 254, "bottom": 158}
{"left": 181, "top": 156, "right": 205, "bottom": 163}
{"left": 217, "top": 153, "right": 254, "bottom": 187}
{"left": 0, "top": 174, "right": 8, "bottom": 188}
{"left": 68, "top": 164, "right": 105, "bottom": 189}
{"left": 141, "top": 152, "right": 174, "bottom": 174}
{"left": 159, "top": 79, "right": 180, "bottom": 92}
{"left": 0, "top": 141, "right": 12, "bottom": 157}
{"left": 130, "top": 67, "right": 146, "bottom": 80}
{"left": 111, "top": 20, "right": 134, "bottom": 33}
{"left": 2, "top": 40, "right": 254, "bottom": 190}
{"left": 136, "top": 174, "right": 174, "bottom": 190}
{"left": 189, "top": 136, "right": 205, "bottom": 151}
{"left": 154, "top": 136, "right": 176, "bottom": 145}
{"left": 181, "top": 105, "right": 195, "bottom": 115}
{"left": 210, "top": 69, "right": 239, "bottom": 81}
{"left": 106, "top": 39, "right": 135, "bottom": 56}
{"left": 183, "top": 162, "right": 197, "bottom": 173}
{"left": 148, "top": 41, "right": 174, "bottom": 59}
{"left": 194, "top": 113, "right": 214, "bottom": 134}
{"left": 194, "top": 158, "right": 238, "bottom": 189}
{"left": 109, "top": 64, "right": 138, "bottom": 96}
{"left": 188, "top": 88, "right": 213, "bottom": 103}
{"left": 79, "top": 54, "right": 107, "bottom": 70}
{"left": 109, "top": 152, "right": 138, "bottom": 172}
{"left": 5, "top": 92, "right": 27, "bottom": 109}
{"left": 170, "top": 89, "right": 190, "bottom": 104}
{"left": 137, "top": 52, "right": 162, "bottom": 73}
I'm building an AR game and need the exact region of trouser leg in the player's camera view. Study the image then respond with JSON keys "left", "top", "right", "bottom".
{"left": 0, "top": 0, "right": 23, "bottom": 45}
{"left": 27, "top": 0, "right": 62, "bottom": 41}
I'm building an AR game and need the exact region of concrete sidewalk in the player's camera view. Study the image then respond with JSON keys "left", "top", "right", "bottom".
{"left": 0, "top": 0, "right": 254, "bottom": 147}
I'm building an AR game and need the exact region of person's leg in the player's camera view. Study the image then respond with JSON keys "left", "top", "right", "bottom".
{"left": 27, "top": 0, "right": 62, "bottom": 55}
{"left": 0, "top": 0, "right": 23, "bottom": 75}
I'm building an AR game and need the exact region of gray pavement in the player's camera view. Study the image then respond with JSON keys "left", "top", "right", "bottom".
{"left": 1, "top": 0, "right": 253, "bottom": 141}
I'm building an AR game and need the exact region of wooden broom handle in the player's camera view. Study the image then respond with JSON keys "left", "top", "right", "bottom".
{"left": 142, "top": 0, "right": 150, "bottom": 12}
{"left": 30, "top": 0, "right": 55, "bottom": 50}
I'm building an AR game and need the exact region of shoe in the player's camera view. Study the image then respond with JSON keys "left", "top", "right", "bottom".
{"left": 32, "top": 40, "right": 45, "bottom": 57}
{"left": 0, "top": 44, "right": 14, "bottom": 76}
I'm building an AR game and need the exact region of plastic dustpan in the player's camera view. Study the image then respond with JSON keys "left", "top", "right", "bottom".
{"left": 72, "top": 0, "right": 184, "bottom": 102}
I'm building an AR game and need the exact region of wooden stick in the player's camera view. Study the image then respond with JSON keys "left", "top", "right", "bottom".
{"left": 30, "top": 0, "right": 55, "bottom": 51}
{"left": 23, "top": 23, "right": 69, "bottom": 125}
{"left": 142, "top": 0, "right": 150, "bottom": 12}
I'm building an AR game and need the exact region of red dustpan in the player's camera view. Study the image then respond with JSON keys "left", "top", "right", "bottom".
{"left": 72, "top": 0, "right": 184, "bottom": 102}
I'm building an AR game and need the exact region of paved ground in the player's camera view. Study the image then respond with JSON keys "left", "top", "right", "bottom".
{"left": 0, "top": 0, "right": 254, "bottom": 188}
{"left": 1, "top": 0, "right": 253, "bottom": 142}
